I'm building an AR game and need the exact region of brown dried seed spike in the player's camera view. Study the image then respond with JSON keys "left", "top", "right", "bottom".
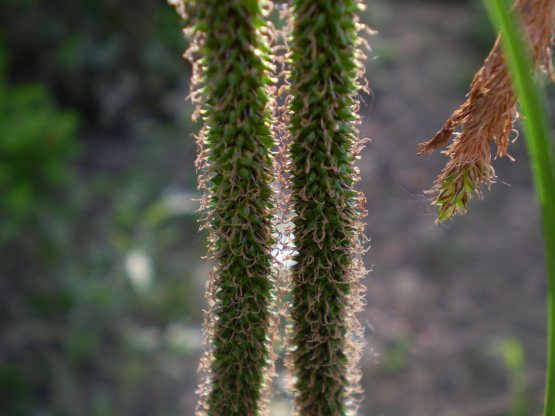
{"left": 419, "top": 0, "right": 555, "bottom": 222}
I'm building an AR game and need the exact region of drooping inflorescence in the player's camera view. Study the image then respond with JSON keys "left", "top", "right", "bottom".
{"left": 285, "top": 1, "right": 369, "bottom": 414}
{"left": 172, "top": 1, "right": 278, "bottom": 415}
{"left": 418, "top": 0, "right": 555, "bottom": 222}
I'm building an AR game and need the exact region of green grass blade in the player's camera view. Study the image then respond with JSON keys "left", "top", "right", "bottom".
{"left": 484, "top": 1, "right": 555, "bottom": 414}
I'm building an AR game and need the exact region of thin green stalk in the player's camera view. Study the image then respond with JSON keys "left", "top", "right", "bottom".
{"left": 174, "top": 1, "right": 277, "bottom": 415}
{"left": 287, "top": 1, "right": 367, "bottom": 414}
{"left": 485, "top": 1, "right": 555, "bottom": 414}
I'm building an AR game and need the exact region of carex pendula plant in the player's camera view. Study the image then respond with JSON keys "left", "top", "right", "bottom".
{"left": 171, "top": 1, "right": 278, "bottom": 415}
{"left": 285, "top": 1, "right": 369, "bottom": 414}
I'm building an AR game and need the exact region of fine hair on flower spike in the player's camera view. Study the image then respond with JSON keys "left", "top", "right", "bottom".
{"left": 284, "top": 1, "right": 371, "bottom": 415}
{"left": 171, "top": 1, "right": 279, "bottom": 415}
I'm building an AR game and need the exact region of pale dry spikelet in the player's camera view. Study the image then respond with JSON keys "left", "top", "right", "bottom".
{"left": 418, "top": 0, "right": 555, "bottom": 222}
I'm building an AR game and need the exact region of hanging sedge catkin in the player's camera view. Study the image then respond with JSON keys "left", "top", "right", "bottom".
{"left": 418, "top": 0, "right": 555, "bottom": 222}
{"left": 286, "top": 1, "right": 368, "bottom": 414}
{"left": 171, "top": 1, "right": 277, "bottom": 415}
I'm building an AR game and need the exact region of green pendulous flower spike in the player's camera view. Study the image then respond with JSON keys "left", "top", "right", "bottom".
{"left": 285, "top": 1, "right": 369, "bottom": 415}
{"left": 418, "top": 0, "right": 555, "bottom": 223}
{"left": 172, "top": 1, "right": 277, "bottom": 415}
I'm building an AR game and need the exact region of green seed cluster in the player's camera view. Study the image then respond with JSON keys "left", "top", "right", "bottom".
{"left": 432, "top": 162, "right": 494, "bottom": 223}
{"left": 184, "top": 1, "right": 277, "bottom": 415}
{"left": 287, "top": 1, "right": 366, "bottom": 415}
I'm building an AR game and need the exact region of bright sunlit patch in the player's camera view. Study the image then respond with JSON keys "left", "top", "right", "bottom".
{"left": 164, "top": 323, "right": 203, "bottom": 352}
{"left": 125, "top": 249, "right": 154, "bottom": 292}
{"left": 161, "top": 189, "right": 198, "bottom": 216}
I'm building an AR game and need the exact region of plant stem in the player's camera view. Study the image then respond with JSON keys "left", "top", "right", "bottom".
{"left": 485, "top": 1, "right": 555, "bottom": 414}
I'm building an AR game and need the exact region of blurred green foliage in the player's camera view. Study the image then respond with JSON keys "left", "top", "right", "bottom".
{"left": 0, "top": 107, "right": 202, "bottom": 415}
{"left": 485, "top": 337, "right": 530, "bottom": 416}
{"left": 0, "top": 1, "right": 203, "bottom": 412}
{"left": 0, "top": 55, "right": 79, "bottom": 244}
{"left": 382, "top": 336, "right": 410, "bottom": 373}
{"left": 0, "top": 0, "right": 187, "bottom": 131}
{"left": 499, "top": 338, "right": 529, "bottom": 416}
